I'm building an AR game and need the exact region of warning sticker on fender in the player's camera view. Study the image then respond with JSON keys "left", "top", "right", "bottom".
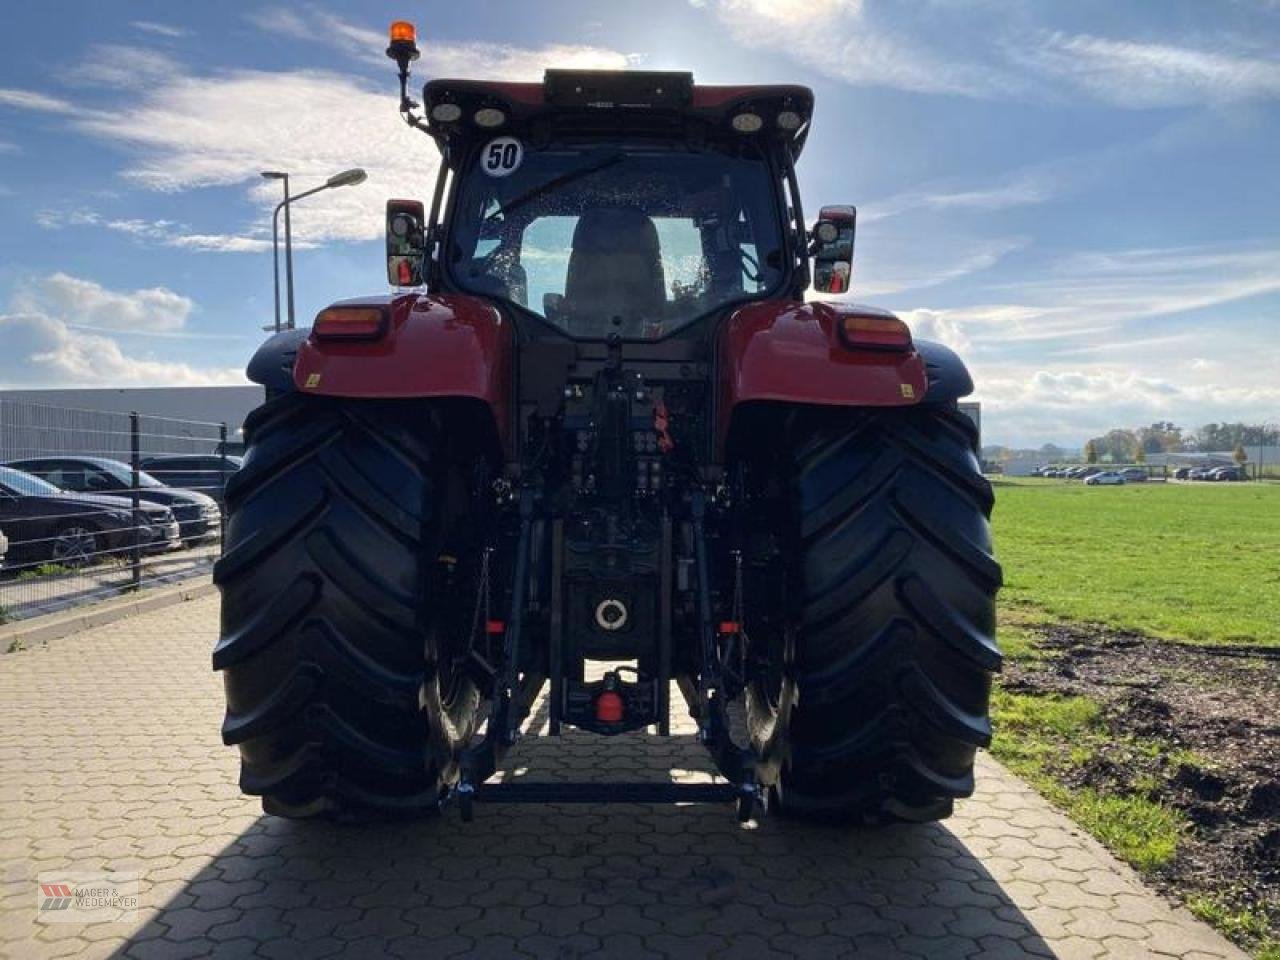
{"left": 481, "top": 137, "right": 523, "bottom": 177}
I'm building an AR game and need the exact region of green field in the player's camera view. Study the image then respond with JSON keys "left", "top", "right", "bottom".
{"left": 992, "top": 478, "right": 1280, "bottom": 647}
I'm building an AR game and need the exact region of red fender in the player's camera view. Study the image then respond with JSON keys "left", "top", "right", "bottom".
{"left": 717, "top": 300, "right": 927, "bottom": 452}
{"left": 293, "top": 293, "right": 513, "bottom": 446}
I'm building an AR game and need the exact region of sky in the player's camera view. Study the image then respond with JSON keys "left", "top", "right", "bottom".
{"left": 0, "top": 1, "right": 1277, "bottom": 448}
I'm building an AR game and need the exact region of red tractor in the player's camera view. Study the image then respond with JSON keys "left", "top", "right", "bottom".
{"left": 215, "top": 21, "right": 1000, "bottom": 823}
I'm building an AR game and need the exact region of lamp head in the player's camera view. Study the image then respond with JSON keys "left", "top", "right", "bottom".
{"left": 326, "top": 168, "right": 368, "bottom": 189}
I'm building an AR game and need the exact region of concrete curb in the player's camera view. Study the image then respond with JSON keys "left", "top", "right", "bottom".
{"left": 0, "top": 579, "right": 217, "bottom": 650}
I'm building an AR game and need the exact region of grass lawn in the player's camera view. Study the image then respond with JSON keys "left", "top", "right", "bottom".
{"left": 992, "top": 478, "right": 1280, "bottom": 647}
{"left": 988, "top": 688, "right": 1187, "bottom": 871}
{"left": 988, "top": 477, "right": 1280, "bottom": 957}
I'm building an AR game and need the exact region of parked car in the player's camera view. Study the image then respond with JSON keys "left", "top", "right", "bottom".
{"left": 0, "top": 466, "right": 179, "bottom": 568}
{"left": 3, "top": 456, "right": 220, "bottom": 543}
{"left": 1188, "top": 466, "right": 1218, "bottom": 480}
{"left": 1120, "top": 468, "right": 1148, "bottom": 482}
{"left": 1173, "top": 467, "right": 1190, "bottom": 480}
{"left": 1208, "top": 466, "right": 1246, "bottom": 482}
{"left": 138, "top": 454, "right": 243, "bottom": 506}
{"left": 1085, "top": 471, "right": 1126, "bottom": 486}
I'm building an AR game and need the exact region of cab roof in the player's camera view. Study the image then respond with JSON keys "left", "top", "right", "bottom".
{"left": 422, "top": 71, "right": 815, "bottom": 158}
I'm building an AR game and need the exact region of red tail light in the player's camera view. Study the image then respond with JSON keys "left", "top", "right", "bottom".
{"left": 595, "top": 690, "right": 624, "bottom": 723}
{"left": 313, "top": 306, "right": 388, "bottom": 341}
{"left": 836, "top": 313, "right": 912, "bottom": 352}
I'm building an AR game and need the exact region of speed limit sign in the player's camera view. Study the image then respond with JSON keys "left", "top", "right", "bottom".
{"left": 481, "top": 137, "right": 523, "bottom": 177}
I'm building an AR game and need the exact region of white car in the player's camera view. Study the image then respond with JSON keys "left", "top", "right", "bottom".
{"left": 1085, "top": 471, "right": 1126, "bottom": 486}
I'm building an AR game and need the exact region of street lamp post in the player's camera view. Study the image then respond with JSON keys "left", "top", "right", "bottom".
{"left": 261, "top": 171, "right": 288, "bottom": 332}
{"left": 260, "top": 168, "right": 368, "bottom": 331}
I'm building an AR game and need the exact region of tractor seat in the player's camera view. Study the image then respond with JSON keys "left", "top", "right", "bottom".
{"left": 562, "top": 208, "right": 666, "bottom": 334}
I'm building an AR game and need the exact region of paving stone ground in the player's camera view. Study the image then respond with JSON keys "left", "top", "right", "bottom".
{"left": 0, "top": 594, "right": 1247, "bottom": 959}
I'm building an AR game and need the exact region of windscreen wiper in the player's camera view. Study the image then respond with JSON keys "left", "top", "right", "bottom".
{"left": 484, "top": 153, "right": 626, "bottom": 224}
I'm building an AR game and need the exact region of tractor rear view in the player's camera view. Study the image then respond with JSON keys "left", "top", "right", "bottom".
{"left": 214, "top": 20, "right": 1001, "bottom": 824}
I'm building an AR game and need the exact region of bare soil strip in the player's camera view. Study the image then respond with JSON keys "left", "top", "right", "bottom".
{"left": 1001, "top": 622, "right": 1279, "bottom": 952}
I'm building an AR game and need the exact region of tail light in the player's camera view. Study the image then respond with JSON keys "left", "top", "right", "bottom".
{"left": 312, "top": 306, "right": 388, "bottom": 341}
{"left": 836, "top": 313, "right": 912, "bottom": 352}
{"left": 595, "top": 690, "right": 624, "bottom": 723}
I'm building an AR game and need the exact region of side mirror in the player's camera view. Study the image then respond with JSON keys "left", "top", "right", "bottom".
{"left": 386, "top": 199, "right": 426, "bottom": 287}
{"left": 810, "top": 205, "right": 856, "bottom": 294}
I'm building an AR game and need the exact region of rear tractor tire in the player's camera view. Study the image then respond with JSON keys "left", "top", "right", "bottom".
{"left": 746, "top": 404, "right": 1002, "bottom": 823}
{"left": 213, "top": 394, "right": 483, "bottom": 819}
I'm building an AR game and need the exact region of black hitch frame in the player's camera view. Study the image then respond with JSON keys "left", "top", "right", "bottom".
{"left": 449, "top": 486, "right": 762, "bottom": 823}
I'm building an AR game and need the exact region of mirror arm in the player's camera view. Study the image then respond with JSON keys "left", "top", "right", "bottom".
{"left": 425, "top": 160, "right": 451, "bottom": 289}
{"left": 781, "top": 149, "right": 810, "bottom": 296}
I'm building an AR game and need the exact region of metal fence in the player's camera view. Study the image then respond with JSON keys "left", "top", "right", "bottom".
{"left": 0, "top": 399, "right": 234, "bottom": 625}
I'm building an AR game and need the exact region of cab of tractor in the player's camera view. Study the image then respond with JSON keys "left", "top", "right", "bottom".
{"left": 393, "top": 68, "right": 822, "bottom": 333}
{"left": 220, "top": 19, "right": 997, "bottom": 826}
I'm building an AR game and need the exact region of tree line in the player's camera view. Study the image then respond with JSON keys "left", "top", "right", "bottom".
{"left": 1083, "top": 421, "right": 1278, "bottom": 462}
{"left": 982, "top": 421, "right": 1278, "bottom": 465}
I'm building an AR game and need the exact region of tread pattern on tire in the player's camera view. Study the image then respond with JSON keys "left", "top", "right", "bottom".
{"left": 768, "top": 404, "right": 1001, "bottom": 822}
{"left": 214, "top": 393, "right": 457, "bottom": 818}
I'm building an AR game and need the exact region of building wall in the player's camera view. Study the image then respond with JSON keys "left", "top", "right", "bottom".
{"left": 0, "top": 387, "right": 265, "bottom": 461}
{"left": 0, "top": 387, "right": 263, "bottom": 439}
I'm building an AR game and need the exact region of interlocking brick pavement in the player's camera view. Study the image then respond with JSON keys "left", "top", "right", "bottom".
{"left": 0, "top": 594, "right": 1248, "bottom": 959}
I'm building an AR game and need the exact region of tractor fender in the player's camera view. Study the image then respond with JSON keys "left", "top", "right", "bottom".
{"left": 717, "top": 300, "right": 933, "bottom": 451}
{"left": 914, "top": 337, "right": 975, "bottom": 406}
{"left": 246, "top": 328, "right": 310, "bottom": 394}
{"left": 279, "top": 293, "right": 513, "bottom": 447}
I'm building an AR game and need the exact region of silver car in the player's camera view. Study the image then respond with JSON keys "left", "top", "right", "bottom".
{"left": 1085, "top": 471, "right": 1125, "bottom": 486}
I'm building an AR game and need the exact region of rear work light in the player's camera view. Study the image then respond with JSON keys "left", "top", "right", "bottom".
{"left": 473, "top": 107, "right": 506, "bottom": 128}
{"left": 313, "top": 306, "right": 388, "bottom": 341}
{"left": 836, "top": 313, "right": 913, "bottom": 352}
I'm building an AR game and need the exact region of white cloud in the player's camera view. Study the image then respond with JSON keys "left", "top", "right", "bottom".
{"left": 0, "top": 275, "right": 242, "bottom": 389}
{"left": 0, "top": 88, "right": 76, "bottom": 114}
{"left": 700, "top": 0, "right": 1017, "bottom": 98}
{"left": 166, "top": 233, "right": 274, "bottom": 253}
{"left": 716, "top": 0, "right": 864, "bottom": 24}
{"left": 35, "top": 210, "right": 273, "bottom": 254}
{"left": 53, "top": 12, "right": 628, "bottom": 249}
{"left": 861, "top": 173, "right": 1055, "bottom": 223}
{"left": 132, "top": 21, "right": 190, "bottom": 39}
{"left": 893, "top": 243, "right": 1280, "bottom": 354}
{"left": 12, "top": 273, "right": 194, "bottom": 333}
{"left": 1017, "top": 32, "right": 1280, "bottom": 107}
{"left": 973, "top": 364, "right": 1280, "bottom": 446}
{"left": 852, "top": 236, "right": 1029, "bottom": 297}
{"left": 900, "top": 308, "right": 970, "bottom": 353}
{"left": 891, "top": 242, "right": 1280, "bottom": 445}
{"left": 0, "top": 312, "right": 244, "bottom": 388}
{"left": 693, "top": 1, "right": 1280, "bottom": 107}
{"left": 69, "top": 45, "right": 182, "bottom": 90}
{"left": 1022, "top": 246, "right": 1280, "bottom": 324}
{"left": 73, "top": 69, "right": 423, "bottom": 246}
{"left": 247, "top": 6, "right": 632, "bottom": 74}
